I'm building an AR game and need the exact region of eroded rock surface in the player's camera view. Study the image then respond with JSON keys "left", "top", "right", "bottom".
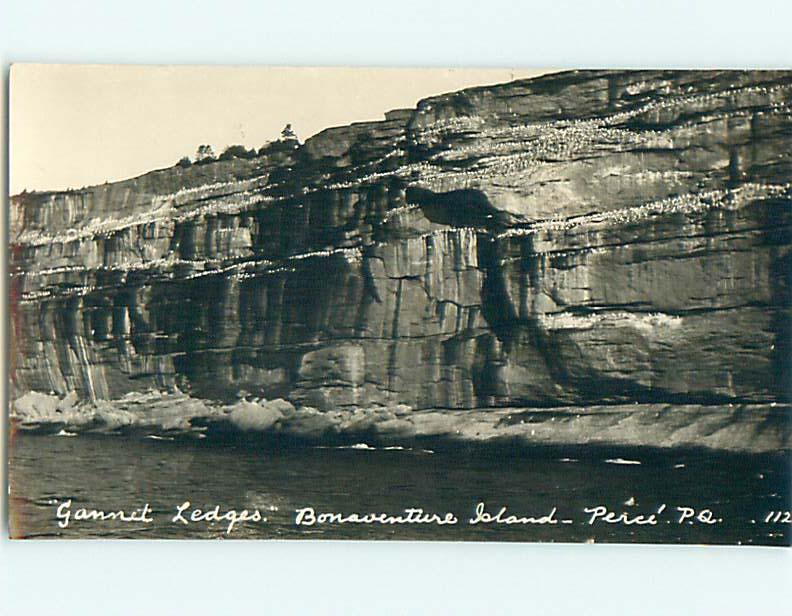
{"left": 10, "top": 70, "right": 792, "bottom": 452}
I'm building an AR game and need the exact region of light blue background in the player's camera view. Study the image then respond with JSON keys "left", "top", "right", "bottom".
{"left": 2, "top": 1, "right": 790, "bottom": 613}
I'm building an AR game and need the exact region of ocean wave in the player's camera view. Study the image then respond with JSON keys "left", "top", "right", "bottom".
{"left": 604, "top": 458, "right": 642, "bottom": 465}
{"left": 384, "top": 445, "right": 435, "bottom": 454}
{"left": 315, "top": 443, "right": 434, "bottom": 454}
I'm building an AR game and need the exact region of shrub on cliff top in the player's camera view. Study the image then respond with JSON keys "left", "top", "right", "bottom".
{"left": 218, "top": 144, "right": 258, "bottom": 161}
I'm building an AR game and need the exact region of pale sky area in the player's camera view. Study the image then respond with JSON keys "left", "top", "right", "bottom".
{"left": 10, "top": 65, "right": 551, "bottom": 195}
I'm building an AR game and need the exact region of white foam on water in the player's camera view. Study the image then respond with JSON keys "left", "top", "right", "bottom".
{"left": 314, "top": 443, "right": 375, "bottom": 451}
{"left": 604, "top": 458, "right": 642, "bottom": 465}
{"left": 314, "top": 443, "right": 434, "bottom": 454}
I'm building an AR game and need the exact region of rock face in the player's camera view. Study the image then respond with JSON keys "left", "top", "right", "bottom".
{"left": 9, "top": 70, "right": 792, "bottom": 451}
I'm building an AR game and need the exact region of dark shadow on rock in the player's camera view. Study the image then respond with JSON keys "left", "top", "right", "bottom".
{"left": 406, "top": 186, "right": 516, "bottom": 230}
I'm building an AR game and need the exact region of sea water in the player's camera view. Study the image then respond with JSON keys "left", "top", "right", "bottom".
{"left": 8, "top": 432, "right": 790, "bottom": 545}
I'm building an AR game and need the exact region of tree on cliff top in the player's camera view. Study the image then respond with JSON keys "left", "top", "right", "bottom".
{"left": 195, "top": 144, "right": 216, "bottom": 163}
{"left": 281, "top": 124, "right": 298, "bottom": 141}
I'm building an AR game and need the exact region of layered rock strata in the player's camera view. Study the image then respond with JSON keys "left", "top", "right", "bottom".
{"left": 10, "top": 70, "right": 792, "bottom": 451}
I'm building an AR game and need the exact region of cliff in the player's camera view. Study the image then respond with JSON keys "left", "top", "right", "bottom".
{"left": 10, "top": 70, "right": 792, "bottom": 453}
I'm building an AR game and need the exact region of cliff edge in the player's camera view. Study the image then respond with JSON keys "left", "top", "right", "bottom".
{"left": 10, "top": 70, "right": 792, "bottom": 453}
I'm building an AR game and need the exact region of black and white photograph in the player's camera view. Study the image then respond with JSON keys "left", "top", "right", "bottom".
{"left": 7, "top": 65, "right": 791, "bottom": 546}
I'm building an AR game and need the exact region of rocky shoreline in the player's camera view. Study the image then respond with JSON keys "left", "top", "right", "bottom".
{"left": 11, "top": 391, "right": 791, "bottom": 455}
